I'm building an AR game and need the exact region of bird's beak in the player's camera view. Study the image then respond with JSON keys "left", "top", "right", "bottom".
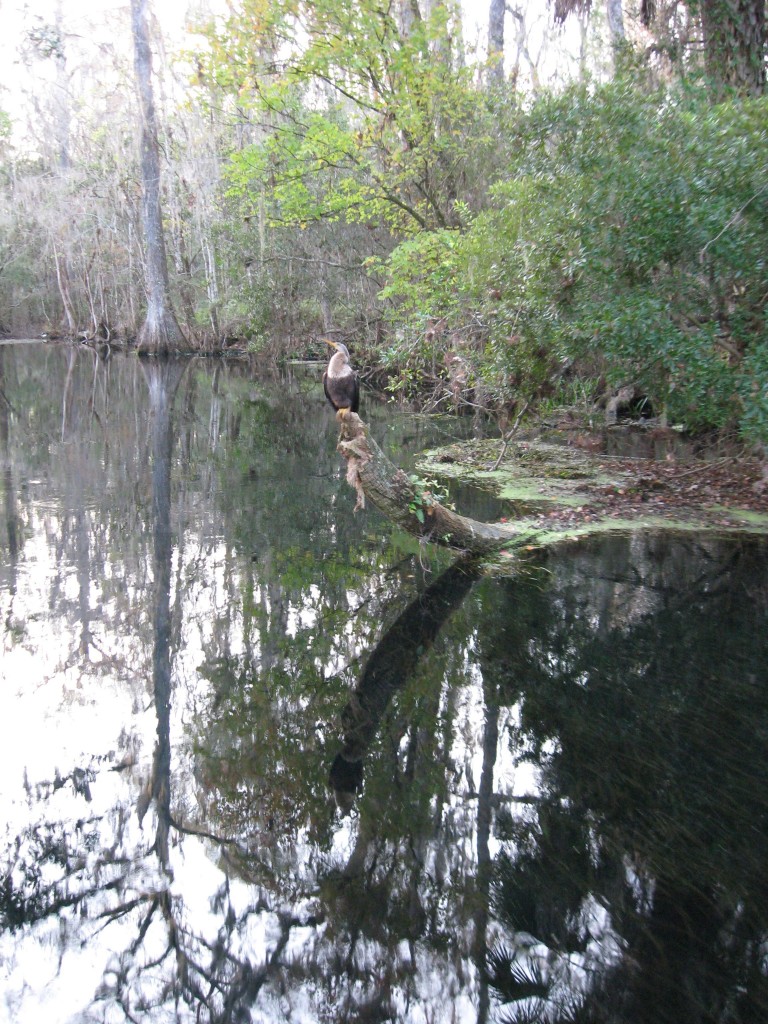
{"left": 323, "top": 338, "right": 339, "bottom": 349}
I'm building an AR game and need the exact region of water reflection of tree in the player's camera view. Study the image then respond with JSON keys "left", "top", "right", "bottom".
{"left": 1, "top": 345, "right": 155, "bottom": 673}
{"left": 183, "top": 534, "right": 768, "bottom": 1024}
{"left": 107, "top": 356, "right": 291, "bottom": 1017}
{"left": 0, "top": 347, "right": 19, "bottom": 624}
{"left": 0, "top": 354, "right": 306, "bottom": 1021}
{"left": 141, "top": 357, "right": 187, "bottom": 864}
{"left": 190, "top": 553, "right": 487, "bottom": 1021}
{"left": 481, "top": 536, "right": 768, "bottom": 1024}
{"left": 3, "top": 344, "right": 768, "bottom": 1023}
{"left": 2, "top": 350, "right": 455, "bottom": 1022}
{"left": 3, "top": 354, "right": 188, "bottom": 1017}
{"left": 329, "top": 555, "right": 479, "bottom": 808}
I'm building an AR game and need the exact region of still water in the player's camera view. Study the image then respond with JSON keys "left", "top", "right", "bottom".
{"left": 1, "top": 343, "right": 767, "bottom": 1024}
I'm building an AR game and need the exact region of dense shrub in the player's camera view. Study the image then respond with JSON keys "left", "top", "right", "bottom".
{"left": 381, "top": 77, "right": 768, "bottom": 443}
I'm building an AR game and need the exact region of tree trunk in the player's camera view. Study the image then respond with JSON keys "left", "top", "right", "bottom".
{"left": 606, "top": 0, "right": 625, "bottom": 47}
{"left": 699, "top": 0, "right": 765, "bottom": 96}
{"left": 488, "top": 0, "right": 506, "bottom": 83}
{"left": 52, "top": 244, "right": 77, "bottom": 336}
{"left": 52, "top": 1, "right": 71, "bottom": 172}
{"left": 130, "top": 0, "right": 186, "bottom": 353}
{"left": 336, "top": 413, "right": 523, "bottom": 554}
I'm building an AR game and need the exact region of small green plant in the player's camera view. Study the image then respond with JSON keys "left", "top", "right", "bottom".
{"left": 407, "top": 474, "right": 452, "bottom": 524}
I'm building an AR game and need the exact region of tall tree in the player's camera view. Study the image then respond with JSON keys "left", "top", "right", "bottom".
{"left": 606, "top": 0, "right": 625, "bottom": 46}
{"left": 488, "top": 0, "right": 506, "bottom": 82}
{"left": 697, "top": 0, "right": 766, "bottom": 95}
{"left": 130, "top": 0, "right": 185, "bottom": 353}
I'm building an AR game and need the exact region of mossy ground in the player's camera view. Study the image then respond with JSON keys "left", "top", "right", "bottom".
{"left": 418, "top": 433, "right": 768, "bottom": 550}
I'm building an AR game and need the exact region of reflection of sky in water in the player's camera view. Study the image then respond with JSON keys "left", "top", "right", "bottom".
{"left": 1, "top": 344, "right": 767, "bottom": 1023}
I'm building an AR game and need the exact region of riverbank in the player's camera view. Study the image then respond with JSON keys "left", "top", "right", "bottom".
{"left": 418, "top": 423, "right": 768, "bottom": 544}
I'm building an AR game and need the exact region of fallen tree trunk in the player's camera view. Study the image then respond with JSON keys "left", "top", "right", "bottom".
{"left": 336, "top": 413, "right": 523, "bottom": 555}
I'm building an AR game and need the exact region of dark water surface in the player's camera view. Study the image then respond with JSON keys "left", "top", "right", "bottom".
{"left": 1, "top": 343, "right": 767, "bottom": 1024}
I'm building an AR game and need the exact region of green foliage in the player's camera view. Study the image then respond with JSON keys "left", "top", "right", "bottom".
{"left": 377, "top": 230, "right": 462, "bottom": 317}
{"left": 378, "top": 75, "right": 768, "bottom": 442}
{"left": 373, "top": 230, "right": 467, "bottom": 395}
{"left": 406, "top": 473, "right": 451, "bottom": 524}
{"left": 206, "top": 0, "right": 488, "bottom": 235}
{"left": 5, "top": 0, "right": 763, "bottom": 420}
{"left": 739, "top": 326, "right": 768, "bottom": 445}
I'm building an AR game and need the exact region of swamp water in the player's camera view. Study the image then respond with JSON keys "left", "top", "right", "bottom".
{"left": 0, "top": 342, "right": 767, "bottom": 1024}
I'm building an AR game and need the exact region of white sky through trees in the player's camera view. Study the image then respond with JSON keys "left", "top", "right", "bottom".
{"left": 0, "top": 0, "right": 585, "bottom": 152}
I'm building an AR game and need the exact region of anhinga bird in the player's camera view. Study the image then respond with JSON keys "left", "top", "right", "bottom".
{"left": 323, "top": 339, "right": 359, "bottom": 416}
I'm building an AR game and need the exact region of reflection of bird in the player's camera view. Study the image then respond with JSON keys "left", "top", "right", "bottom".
{"left": 323, "top": 339, "right": 359, "bottom": 416}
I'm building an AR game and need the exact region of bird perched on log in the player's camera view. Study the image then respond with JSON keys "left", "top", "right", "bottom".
{"left": 323, "top": 339, "right": 359, "bottom": 417}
